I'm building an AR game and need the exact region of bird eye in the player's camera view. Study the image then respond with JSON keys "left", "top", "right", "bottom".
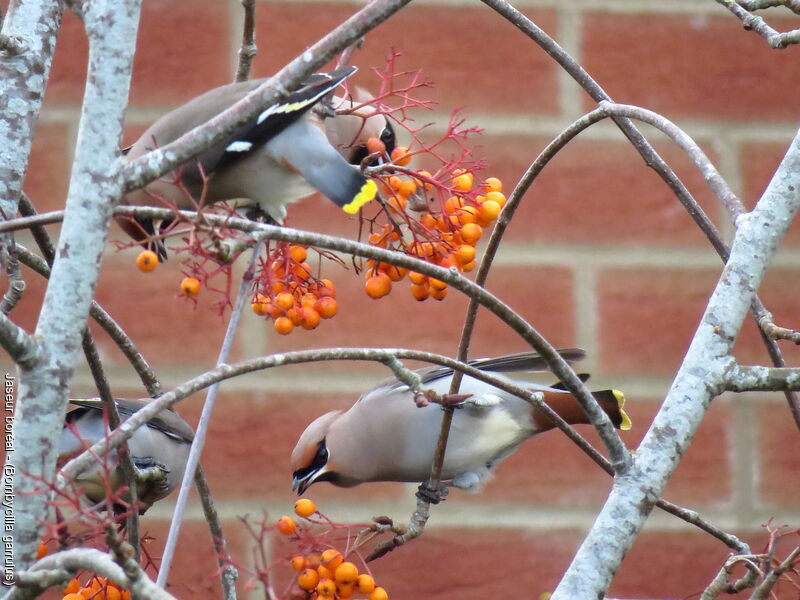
{"left": 380, "top": 122, "right": 396, "bottom": 154}
{"left": 293, "top": 440, "right": 329, "bottom": 480}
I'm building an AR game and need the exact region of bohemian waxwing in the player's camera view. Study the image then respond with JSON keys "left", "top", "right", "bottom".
{"left": 119, "top": 66, "right": 395, "bottom": 260}
{"left": 291, "top": 349, "right": 631, "bottom": 494}
{"left": 57, "top": 398, "right": 194, "bottom": 514}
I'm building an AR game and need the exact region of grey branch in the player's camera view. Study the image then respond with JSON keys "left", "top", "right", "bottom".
{"left": 11, "top": 548, "right": 178, "bottom": 600}
{"left": 0, "top": 313, "right": 43, "bottom": 370}
{"left": 725, "top": 363, "right": 800, "bottom": 391}
{"left": 551, "top": 127, "right": 800, "bottom": 599}
{"left": 716, "top": 0, "right": 800, "bottom": 47}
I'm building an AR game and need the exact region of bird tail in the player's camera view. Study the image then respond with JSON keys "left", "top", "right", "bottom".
{"left": 536, "top": 388, "right": 632, "bottom": 431}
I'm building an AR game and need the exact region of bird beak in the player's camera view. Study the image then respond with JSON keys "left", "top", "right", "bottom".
{"left": 292, "top": 468, "right": 324, "bottom": 495}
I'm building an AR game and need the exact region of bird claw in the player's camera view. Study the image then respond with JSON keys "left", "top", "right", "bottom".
{"left": 415, "top": 481, "right": 448, "bottom": 504}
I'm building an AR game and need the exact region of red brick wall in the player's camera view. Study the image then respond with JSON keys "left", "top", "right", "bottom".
{"left": 11, "top": 1, "right": 800, "bottom": 598}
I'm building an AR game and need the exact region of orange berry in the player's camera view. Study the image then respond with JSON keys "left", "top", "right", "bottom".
{"left": 292, "top": 262, "right": 312, "bottom": 280}
{"left": 356, "top": 574, "right": 376, "bottom": 594}
{"left": 301, "top": 307, "right": 321, "bottom": 330}
{"left": 451, "top": 172, "right": 473, "bottom": 191}
{"left": 62, "top": 579, "right": 81, "bottom": 595}
{"left": 457, "top": 205, "right": 479, "bottom": 226}
{"left": 315, "top": 296, "right": 338, "bottom": 319}
{"left": 370, "top": 586, "right": 389, "bottom": 600}
{"left": 297, "top": 568, "right": 319, "bottom": 591}
{"left": 290, "top": 555, "right": 306, "bottom": 571}
{"left": 365, "top": 273, "right": 392, "bottom": 299}
{"left": 485, "top": 190, "right": 506, "bottom": 207}
{"left": 300, "top": 293, "right": 318, "bottom": 308}
{"left": 305, "top": 554, "right": 321, "bottom": 570}
{"left": 135, "top": 249, "right": 159, "bottom": 272}
{"left": 416, "top": 170, "right": 434, "bottom": 189}
{"left": 444, "top": 195, "right": 465, "bottom": 214}
{"left": 270, "top": 260, "right": 287, "bottom": 277}
{"left": 381, "top": 264, "right": 407, "bottom": 282}
{"left": 397, "top": 179, "right": 417, "bottom": 198}
{"left": 334, "top": 562, "right": 359, "bottom": 584}
{"left": 410, "top": 283, "right": 430, "bottom": 301}
{"left": 274, "top": 292, "right": 294, "bottom": 311}
{"left": 368, "top": 232, "right": 387, "bottom": 247}
{"left": 454, "top": 244, "right": 476, "bottom": 265}
{"left": 276, "top": 515, "right": 296, "bottom": 534}
{"left": 431, "top": 287, "right": 448, "bottom": 301}
{"left": 317, "top": 565, "right": 334, "bottom": 580}
{"left": 251, "top": 294, "right": 271, "bottom": 316}
{"left": 78, "top": 588, "right": 94, "bottom": 599}
{"left": 289, "top": 245, "right": 307, "bottom": 263}
{"left": 483, "top": 177, "right": 503, "bottom": 193}
{"left": 438, "top": 253, "right": 458, "bottom": 270}
{"left": 429, "top": 278, "right": 447, "bottom": 291}
{"left": 337, "top": 582, "right": 356, "bottom": 598}
{"left": 294, "top": 498, "right": 316, "bottom": 518}
{"left": 320, "top": 279, "right": 336, "bottom": 295}
{"left": 180, "top": 277, "right": 201, "bottom": 298}
{"left": 366, "top": 137, "right": 386, "bottom": 155}
{"left": 390, "top": 146, "right": 412, "bottom": 166}
{"left": 36, "top": 541, "right": 47, "bottom": 559}
{"left": 63, "top": 595, "right": 85, "bottom": 600}
{"left": 461, "top": 260, "right": 476, "bottom": 272}
{"left": 460, "top": 223, "right": 483, "bottom": 245}
{"left": 286, "top": 306, "right": 304, "bottom": 326}
{"left": 387, "top": 175, "right": 403, "bottom": 191}
{"left": 121, "top": 592, "right": 131, "bottom": 600}
{"left": 105, "top": 587, "right": 122, "bottom": 600}
{"left": 420, "top": 214, "right": 438, "bottom": 230}
{"left": 386, "top": 195, "right": 406, "bottom": 213}
{"left": 320, "top": 549, "right": 344, "bottom": 570}
{"left": 317, "top": 578, "right": 336, "bottom": 597}
{"left": 274, "top": 317, "right": 294, "bottom": 336}
{"left": 408, "top": 271, "right": 427, "bottom": 285}
{"left": 271, "top": 280, "right": 286, "bottom": 294}
{"left": 478, "top": 199, "right": 502, "bottom": 222}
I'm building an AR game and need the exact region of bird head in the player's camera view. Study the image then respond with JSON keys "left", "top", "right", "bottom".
{"left": 290, "top": 410, "right": 343, "bottom": 494}
{"left": 324, "top": 88, "right": 396, "bottom": 167}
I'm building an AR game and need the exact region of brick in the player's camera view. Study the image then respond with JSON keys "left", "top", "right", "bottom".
{"left": 179, "top": 391, "right": 407, "bottom": 503}
{"left": 598, "top": 267, "right": 800, "bottom": 376}
{"left": 23, "top": 123, "right": 71, "bottom": 214}
{"left": 582, "top": 13, "right": 800, "bottom": 121}
{"left": 128, "top": 0, "right": 232, "bottom": 105}
{"left": 757, "top": 397, "right": 800, "bottom": 507}
{"left": 258, "top": 264, "right": 576, "bottom": 361}
{"left": 739, "top": 140, "right": 800, "bottom": 246}
{"left": 480, "top": 135, "right": 724, "bottom": 246}
{"left": 252, "top": 3, "right": 559, "bottom": 115}
{"left": 365, "top": 528, "right": 581, "bottom": 599}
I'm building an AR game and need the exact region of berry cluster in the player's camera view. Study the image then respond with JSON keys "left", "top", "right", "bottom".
{"left": 61, "top": 575, "right": 130, "bottom": 600}
{"left": 275, "top": 499, "right": 389, "bottom": 600}
{"left": 364, "top": 166, "right": 505, "bottom": 302}
{"left": 250, "top": 244, "right": 339, "bottom": 336}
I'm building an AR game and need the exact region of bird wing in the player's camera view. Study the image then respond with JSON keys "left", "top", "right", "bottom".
{"left": 370, "top": 348, "right": 588, "bottom": 394}
{"left": 66, "top": 398, "right": 194, "bottom": 444}
{"left": 126, "top": 67, "right": 358, "bottom": 192}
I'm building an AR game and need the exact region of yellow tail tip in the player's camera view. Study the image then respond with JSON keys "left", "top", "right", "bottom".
{"left": 342, "top": 179, "right": 377, "bottom": 214}
{"left": 612, "top": 389, "right": 631, "bottom": 430}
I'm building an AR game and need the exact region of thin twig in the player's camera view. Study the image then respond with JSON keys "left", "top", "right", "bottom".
{"left": 0, "top": 241, "right": 25, "bottom": 314}
{"left": 156, "top": 244, "right": 260, "bottom": 588}
{"left": 716, "top": 0, "right": 800, "bottom": 48}
{"left": 234, "top": 0, "right": 256, "bottom": 83}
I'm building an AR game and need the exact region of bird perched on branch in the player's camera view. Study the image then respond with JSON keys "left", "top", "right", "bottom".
{"left": 291, "top": 349, "right": 631, "bottom": 495}
{"left": 119, "top": 66, "right": 395, "bottom": 260}
{"left": 57, "top": 398, "right": 194, "bottom": 514}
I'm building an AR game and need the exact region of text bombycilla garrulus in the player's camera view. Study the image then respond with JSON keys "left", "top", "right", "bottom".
{"left": 119, "top": 66, "right": 395, "bottom": 259}
{"left": 291, "top": 349, "right": 631, "bottom": 494}
{"left": 57, "top": 398, "right": 194, "bottom": 514}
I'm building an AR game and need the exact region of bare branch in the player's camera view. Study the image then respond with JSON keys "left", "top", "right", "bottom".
{"left": 716, "top": 0, "right": 800, "bottom": 48}
{"left": 11, "top": 548, "right": 178, "bottom": 600}
{"left": 550, "top": 127, "right": 800, "bottom": 600}
{"left": 156, "top": 245, "right": 260, "bottom": 588}
{"left": 234, "top": 0, "right": 256, "bottom": 83}
{"left": 0, "top": 242, "right": 24, "bottom": 314}
{"left": 725, "top": 363, "right": 800, "bottom": 391}
{"left": 0, "top": 313, "right": 43, "bottom": 370}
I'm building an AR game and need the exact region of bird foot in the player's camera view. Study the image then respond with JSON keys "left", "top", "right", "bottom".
{"left": 415, "top": 481, "right": 448, "bottom": 504}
